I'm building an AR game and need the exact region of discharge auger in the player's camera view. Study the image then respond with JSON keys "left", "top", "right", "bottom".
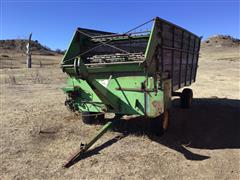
{"left": 61, "top": 17, "right": 201, "bottom": 167}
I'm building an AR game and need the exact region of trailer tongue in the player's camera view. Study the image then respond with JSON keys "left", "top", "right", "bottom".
{"left": 63, "top": 121, "right": 113, "bottom": 168}
{"left": 61, "top": 17, "right": 201, "bottom": 168}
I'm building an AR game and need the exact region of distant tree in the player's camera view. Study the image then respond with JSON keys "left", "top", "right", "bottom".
{"left": 43, "top": 45, "right": 51, "bottom": 51}
{"left": 55, "top": 48, "right": 65, "bottom": 54}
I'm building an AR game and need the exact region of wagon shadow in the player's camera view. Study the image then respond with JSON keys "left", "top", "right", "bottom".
{"left": 146, "top": 97, "right": 240, "bottom": 160}
{"left": 168, "top": 98, "right": 240, "bottom": 150}
{"left": 110, "top": 98, "right": 239, "bottom": 160}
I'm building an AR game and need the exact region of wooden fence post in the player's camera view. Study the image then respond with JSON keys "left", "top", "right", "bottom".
{"left": 26, "top": 33, "right": 32, "bottom": 68}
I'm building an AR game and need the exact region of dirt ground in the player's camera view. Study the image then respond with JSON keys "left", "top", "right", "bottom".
{"left": 0, "top": 48, "right": 239, "bottom": 179}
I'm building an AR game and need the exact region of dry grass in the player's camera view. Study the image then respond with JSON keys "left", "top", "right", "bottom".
{"left": 0, "top": 48, "right": 240, "bottom": 179}
{"left": 0, "top": 53, "right": 61, "bottom": 69}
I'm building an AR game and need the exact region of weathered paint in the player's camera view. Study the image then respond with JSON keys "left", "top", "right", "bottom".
{"left": 63, "top": 74, "right": 164, "bottom": 117}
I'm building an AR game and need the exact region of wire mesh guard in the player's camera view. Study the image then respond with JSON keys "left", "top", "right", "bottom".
{"left": 76, "top": 19, "right": 154, "bottom": 64}
{"left": 86, "top": 52, "right": 145, "bottom": 63}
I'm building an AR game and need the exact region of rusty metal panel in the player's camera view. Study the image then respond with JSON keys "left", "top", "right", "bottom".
{"left": 154, "top": 18, "right": 201, "bottom": 91}
{"left": 163, "top": 79, "right": 172, "bottom": 110}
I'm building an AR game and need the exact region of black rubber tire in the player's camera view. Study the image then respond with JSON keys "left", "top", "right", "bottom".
{"left": 150, "top": 110, "right": 169, "bottom": 136}
{"left": 81, "top": 112, "right": 104, "bottom": 124}
{"left": 180, "top": 88, "right": 193, "bottom": 108}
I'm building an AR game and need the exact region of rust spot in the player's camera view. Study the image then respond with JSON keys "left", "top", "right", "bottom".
{"left": 152, "top": 101, "right": 163, "bottom": 116}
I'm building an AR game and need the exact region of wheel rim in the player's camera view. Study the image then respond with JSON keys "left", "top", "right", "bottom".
{"left": 162, "top": 111, "right": 169, "bottom": 130}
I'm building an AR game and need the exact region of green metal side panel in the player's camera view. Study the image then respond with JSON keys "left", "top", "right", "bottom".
{"left": 63, "top": 78, "right": 104, "bottom": 112}
{"left": 144, "top": 18, "right": 161, "bottom": 74}
{"left": 63, "top": 74, "right": 164, "bottom": 117}
{"left": 61, "top": 30, "right": 87, "bottom": 65}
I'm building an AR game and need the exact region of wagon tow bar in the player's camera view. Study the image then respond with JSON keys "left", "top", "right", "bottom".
{"left": 63, "top": 121, "right": 113, "bottom": 168}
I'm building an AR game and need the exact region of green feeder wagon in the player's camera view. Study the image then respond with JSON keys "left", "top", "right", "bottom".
{"left": 61, "top": 17, "right": 201, "bottom": 167}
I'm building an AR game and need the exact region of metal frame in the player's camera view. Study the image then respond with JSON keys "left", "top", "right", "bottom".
{"left": 190, "top": 37, "right": 196, "bottom": 84}
{"left": 171, "top": 27, "right": 175, "bottom": 92}
{"left": 178, "top": 30, "right": 185, "bottom": 89}
{"left": 184, "top": 33, "right": 192, "bottom": 86}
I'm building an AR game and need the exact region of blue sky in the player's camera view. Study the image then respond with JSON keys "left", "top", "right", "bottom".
{"left": 1, "top": 0, "right": 239, "bottom": 50}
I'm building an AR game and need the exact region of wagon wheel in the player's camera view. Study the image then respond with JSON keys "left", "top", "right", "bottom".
{"left": 81, "top": 112, "right": 105, "bottom": 124}
{"left": 150, "top": 110, "right": 169, "bottom": 136}
{"left": 180, "top": 88, "right": 193, "bottom": 108}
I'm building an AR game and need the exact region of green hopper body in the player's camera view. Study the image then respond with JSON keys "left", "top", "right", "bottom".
{"left": 61, "top": 17, "right": 201, "bottom": 118}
